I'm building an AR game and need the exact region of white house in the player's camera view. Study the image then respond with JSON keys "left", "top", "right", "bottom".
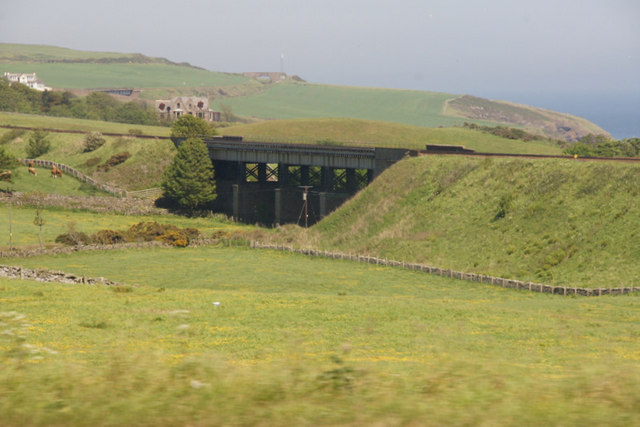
{"left": 3, "top": 72, "right": 51, "bottom": 91}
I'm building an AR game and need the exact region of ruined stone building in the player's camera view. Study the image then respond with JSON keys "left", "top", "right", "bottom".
{"left": 155, "top": 96, "right": 220, "bottom": 122}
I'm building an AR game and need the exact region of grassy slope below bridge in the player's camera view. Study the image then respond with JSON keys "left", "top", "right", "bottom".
{"left": 283, "top": 155, "right": 640, "bottom": 289}
{"left": 222, "top": 118, "right": 564, "bottom": 154}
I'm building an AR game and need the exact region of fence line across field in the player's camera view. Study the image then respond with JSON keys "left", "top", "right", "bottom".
{"left": 21, "top": 159, "right": 157, "bottom": 199}
{"left": 250, "top": 241, "right": 639, "bottom": 297}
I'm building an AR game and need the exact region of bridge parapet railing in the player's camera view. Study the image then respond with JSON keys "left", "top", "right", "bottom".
{"left": 205, "top": 139, "right": 377, "bottom": 158}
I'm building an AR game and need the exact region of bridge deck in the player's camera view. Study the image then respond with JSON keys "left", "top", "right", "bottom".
{"left": 205, "top": 139, "right": 377, "bottom": 170}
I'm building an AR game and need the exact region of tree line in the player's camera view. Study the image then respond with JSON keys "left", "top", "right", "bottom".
{"left": 0, "top": 79, "right": 162, "bottom": 126}
{"left": 563, "top": 134, "right": 640, "bottom": 158}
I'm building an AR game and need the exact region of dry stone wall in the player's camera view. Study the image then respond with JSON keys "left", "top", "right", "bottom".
{"left": 0, "top": 241, "right": 165, "bottom": 259}
{"left": 0, "top": 191, "right": 167, "bottom": 215}
{"left": 0, "top": 265, "right": 125, "bottom": 286}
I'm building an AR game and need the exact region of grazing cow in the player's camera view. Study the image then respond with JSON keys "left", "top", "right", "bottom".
{"left": 28, "top": 160, "right": 34, "bottom": 168}
{"left": 51, "top": 166, "right": 63, "bottom": 178}
{"left": 28, "top": 167, "right": 37, "bottom": 176}
{"left": 0, "top": 170, "right": 11, "bottom": 181}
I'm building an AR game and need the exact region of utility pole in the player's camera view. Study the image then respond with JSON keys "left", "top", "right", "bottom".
{"left": 298, "top": 186, "right": 312, "bottom": 228}
{"left": 8, "top": 198, "right": 12, "bottom": 250}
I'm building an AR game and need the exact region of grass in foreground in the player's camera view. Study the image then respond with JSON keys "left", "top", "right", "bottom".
{"left": 0, "top": 246, "right": 638, "bottom": 425}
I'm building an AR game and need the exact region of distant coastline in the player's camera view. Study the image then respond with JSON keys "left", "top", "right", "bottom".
{"left": 506, "top": 92, "right": 639, "bottom": 140}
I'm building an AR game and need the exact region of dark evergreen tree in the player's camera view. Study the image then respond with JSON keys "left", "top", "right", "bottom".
{"left": 170, "top": 115, "right": 216, "bottom": 139}
{"left": 162, "top": 137, "right": 216, "bottom": 211}
{"left": 26, "top": 129, "right": 51, "bottom": 158}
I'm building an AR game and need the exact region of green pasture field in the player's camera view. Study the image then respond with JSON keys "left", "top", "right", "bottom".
{"left": 298, "top": 155, "right": 640, "bottom": 289}
{"left": 0, "top": 166, "right": 108, "bottom": 197}
{"left": 0, "top": 246, "right": 638, "bottom": 425}
{"left": 223, "top": 118, "right": 564, "bottom": 154}
{"left": 0, "top": 43, "right": 143, "bottom": 61}
{"left": 0, "top": 112, "right": 171, "bottom": 136}
{"left": 0, "top": 204, "right": 247, "bottom": 249}
{"left": 0, "top": 62, "right": 249, "bottom": 89}
{"left": 221, "top": 82, "right": 475, "bottom": 128}
{"left": 0, "top": 125, "right": 175, "bottom": 190}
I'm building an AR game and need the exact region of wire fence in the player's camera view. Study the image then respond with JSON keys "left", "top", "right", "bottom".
{"left": 22, "top": 159, "right": 127, "bottom": 197}
{"left": 250, "top": 241, "right": 640, "bottom": 297}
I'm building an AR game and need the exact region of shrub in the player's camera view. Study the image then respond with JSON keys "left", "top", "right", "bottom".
{"left": 26, "top": 129, "right": 51, "bottom": 158}
{"left": 182, "top": 227, "right": 200, "bottom": 240}
{"left": 91, "top": 229, "right": 126, "bottom": 245}
{"left": 55, "top": 231, "right": 91, "bottom": 246}
{"left": 127, "top": 221, "right": 171, "bottom": 241}
{"left": 97, "top": 151, "right": 131, "bottom": 172}
{"left": 160, "top": 230, "right": 189, "bottom": 247}
{"left": 105, "top": 151, "right": 131, "bottom": 167}
{"left": 83, "top": 131, "right": 106, "bottom": 152}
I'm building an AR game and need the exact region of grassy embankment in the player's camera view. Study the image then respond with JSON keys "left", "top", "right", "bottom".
{"left": 275, "top": 155, "right": 640, "bottom": 289}
{"left": 0, "top": 111, "right": 563, "bottom": 197}
{"left": 223, "top": 117, "right": 564, "bottom": 154}
{"left": 0, "top": 245, "right": 638, "bottom": 425}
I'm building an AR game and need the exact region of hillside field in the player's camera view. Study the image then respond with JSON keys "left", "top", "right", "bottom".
{"left": 0, "top": 120, "right": 175, "bottom": 191}
{"left": 1, "top": 245, "right": 638, "bottom": 425}
{"left": 0, "top": 112, "right": 171, "bottom": 136}
{"left": 0, "top": 44, "right": 159, "bottom": 62}
{"left": 0, "top": 62, "right": 249, "bottom": 90}
{"left": 0, "top": 165, "right": 108, "bottom": 197}
{"left": 219, "top": 82, "right": 469, "bottom": 127}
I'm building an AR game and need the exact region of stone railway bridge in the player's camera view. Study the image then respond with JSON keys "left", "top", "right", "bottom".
{"left": 174, "top": 137, "right": 416, "bottom": 225}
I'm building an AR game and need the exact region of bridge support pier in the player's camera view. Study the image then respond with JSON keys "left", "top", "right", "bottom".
{"left": 232, "top": 184, "right": 239, "bottom": 220}
{"left": 319, "top": 192, "right": 327, "bottom": 218}
{"left": 274, "top": 188, "right": 282, "bottom": 225}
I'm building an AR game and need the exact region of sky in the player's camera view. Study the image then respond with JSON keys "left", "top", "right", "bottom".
{"left": 1, "top": 0, "right": 639, "bottom": 137}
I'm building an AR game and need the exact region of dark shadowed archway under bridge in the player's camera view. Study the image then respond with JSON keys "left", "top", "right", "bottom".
{"left": 174, "top": 137, "right": 416, "bottom": 225}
